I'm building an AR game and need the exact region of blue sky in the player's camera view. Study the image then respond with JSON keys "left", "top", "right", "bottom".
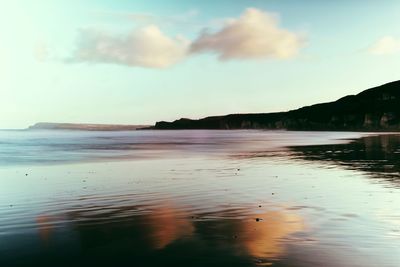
{"left": 1, "top": 0, "right": 400, "bottom": 128}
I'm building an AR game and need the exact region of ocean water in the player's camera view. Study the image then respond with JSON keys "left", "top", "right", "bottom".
{"left": 0, "top": 130, "right": 399, "bottom": 267}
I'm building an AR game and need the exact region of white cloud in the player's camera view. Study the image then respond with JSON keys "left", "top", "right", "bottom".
{"left": 72, "top": 25, "right": 189, "bottom": 68}
{"left": 369, "top": 36, "right": 400, "bottom": 55}
{"left": 71, "top": 8, "right": 304, "bottom": 68}
{"left": 190, "top": 8, "right": 305, "bottom": 60}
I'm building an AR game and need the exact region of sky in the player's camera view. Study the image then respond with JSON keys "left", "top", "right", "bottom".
{"left": 2, "top": 0, "right": 400, "bottom": 129}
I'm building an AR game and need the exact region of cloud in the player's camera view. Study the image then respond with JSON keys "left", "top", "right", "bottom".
{"left": 70, "top": 8, "right": 304, "bottom": 68}
{"left": 72, "top": 25, "right": 189, "bottom": 68}
{"left": 368, "top": 36, "right": 400, "bottom": 55}
{"left": 190, "top": 8, "right": 305, "bottom": 60}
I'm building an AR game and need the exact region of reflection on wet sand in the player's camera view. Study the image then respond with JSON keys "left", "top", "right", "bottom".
{"left": 140, "top": 204, "right": 194, "bottom": 249}
{"left": 238, "top": 211, "right": 304, "bottom": 259}
{"left": 27, "top": 200, "right": 306, "bottom": 267}
{"left": 35, "top": 203, "right": 194, "bottom": 250}
{"left": 36, "top": 215, "right": 56, "bottom": 244}
{"left": 288, "top": 134, "right": 400, "bottom": 181}
{"left": 66, "top": 201, "right": 194, "bottom": 251}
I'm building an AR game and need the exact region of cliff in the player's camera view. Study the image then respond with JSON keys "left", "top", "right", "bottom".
{"left": 153, "top": 80, "right": 400, "bottom": 131}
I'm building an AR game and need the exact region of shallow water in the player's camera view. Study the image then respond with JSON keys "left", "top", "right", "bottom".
{"left": 0, "top": 130, "right": 399, "bottom": 267}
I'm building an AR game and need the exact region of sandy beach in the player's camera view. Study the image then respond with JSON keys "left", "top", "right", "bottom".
{"left": 1, "top": 130, "right": 399, "bottom": 266}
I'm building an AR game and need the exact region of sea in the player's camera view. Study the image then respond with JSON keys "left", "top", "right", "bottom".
{"left": 0, "top": 129, "right": 399, "bottom": 267}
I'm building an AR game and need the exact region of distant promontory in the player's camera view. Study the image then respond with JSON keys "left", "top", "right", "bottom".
{"left": 151, "top": 80, "right": 400, "bottom": 131}
{"left": 28, "top": 122, "right": 147, "bottom": 131}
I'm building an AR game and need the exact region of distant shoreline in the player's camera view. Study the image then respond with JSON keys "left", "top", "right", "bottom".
{"left": 27, "top": 122, "right": 149, "bottom": 131}
{"left": 18, "top": 80, "right": 400, "bottom": 132}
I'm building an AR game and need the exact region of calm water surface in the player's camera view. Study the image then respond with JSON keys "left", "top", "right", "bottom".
{"left": 0, "top": 130, "right": 399, "bottom": 267}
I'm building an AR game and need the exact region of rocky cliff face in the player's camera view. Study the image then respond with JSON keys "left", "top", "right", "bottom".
{"left": 153, "top": 80, "right": 400, "bottom": 131}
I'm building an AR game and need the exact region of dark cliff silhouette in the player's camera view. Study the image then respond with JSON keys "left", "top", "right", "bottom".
{"left": 152, "top": 80, "right": 400, "bottom": 130}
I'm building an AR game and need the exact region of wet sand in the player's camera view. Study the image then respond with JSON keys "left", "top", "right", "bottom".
{"left": 0, "top": 130, "right": 399, "bottom": 266}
